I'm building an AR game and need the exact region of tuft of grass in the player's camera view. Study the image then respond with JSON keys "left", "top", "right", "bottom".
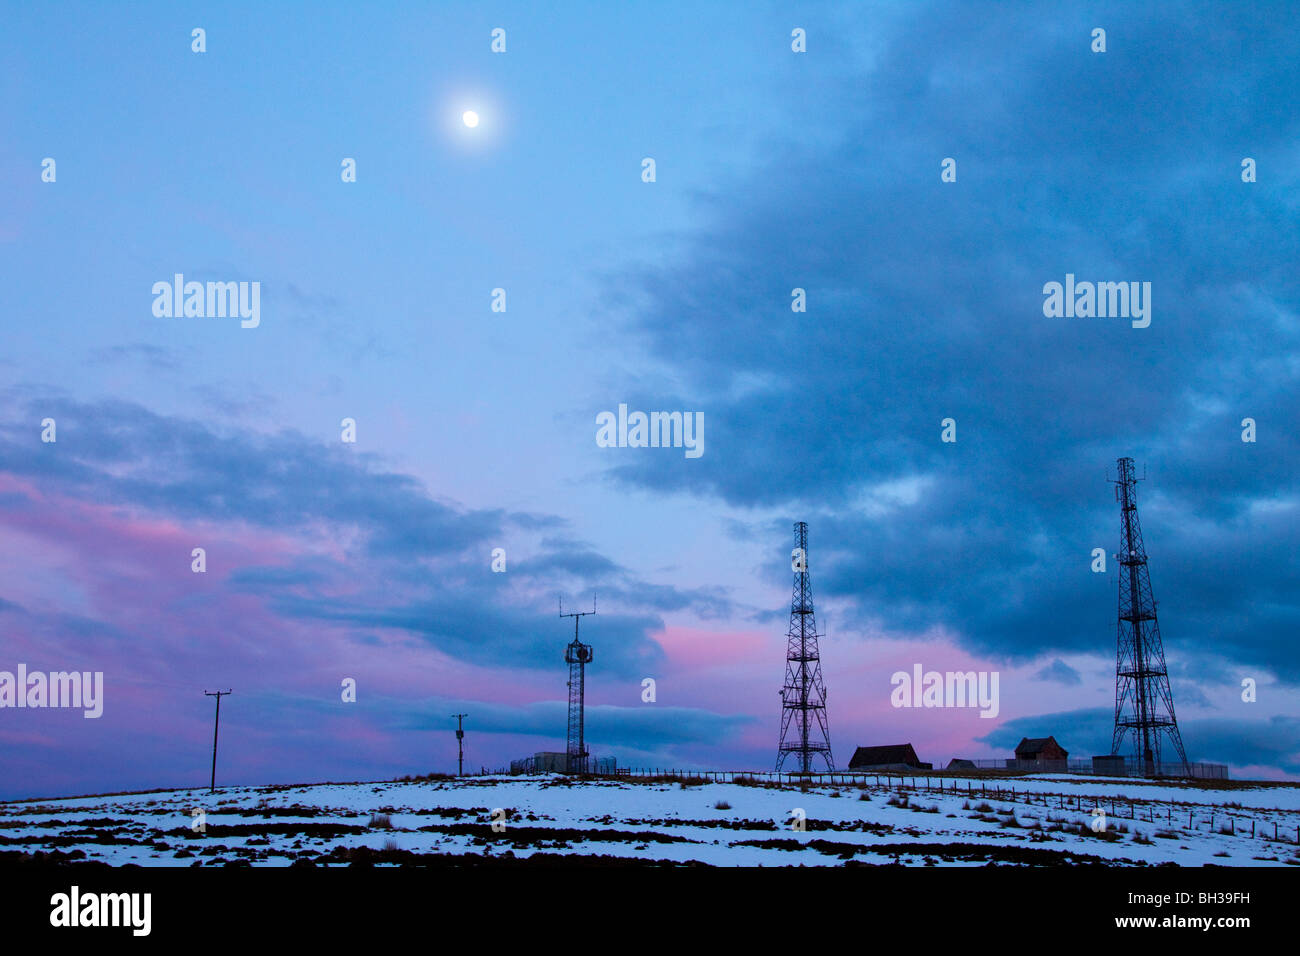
{"left": 367, "top": 813, "right": 392, "bottom": 829}
{"left": 713, "top": 800, "right": 732, "bottom": 810}
{"left": 1078, "top": 824, "right": 1121, "bottom": 842}
{"left": 382, "top": 838, "right": 399, "bottom": 852}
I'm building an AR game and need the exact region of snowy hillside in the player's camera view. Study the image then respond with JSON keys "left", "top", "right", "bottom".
{"left": 4, "top": 773, "right": 1299, "bottom": 867}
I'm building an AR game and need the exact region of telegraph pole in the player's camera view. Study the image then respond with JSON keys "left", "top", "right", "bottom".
{"left": 452, "top": 713, "right": 467, "bottom": 776}
{"left": 204, "top": 690, "right": 232, "bottom": 793}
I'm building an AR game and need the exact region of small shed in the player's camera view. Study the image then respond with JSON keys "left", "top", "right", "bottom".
{"left": 1091, "top": 754, "right": 1127, "bottom": 775}
{"left": 946, "top": 758, "right": 977, "bottom": 770}
{"left": 848, "top": 744, "right": 932, "bottom": 772}
{"left": 1014, "top": 736, "right": 1069, "bottom": 761}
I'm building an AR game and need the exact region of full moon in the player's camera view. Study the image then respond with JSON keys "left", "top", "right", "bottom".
{"left": 462, "top": 110, "right": 479, "bottom": 128}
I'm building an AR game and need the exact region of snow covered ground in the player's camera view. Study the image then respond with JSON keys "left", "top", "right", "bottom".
{"left": 3, "top": 772, "right": 1299, "bottom": 867}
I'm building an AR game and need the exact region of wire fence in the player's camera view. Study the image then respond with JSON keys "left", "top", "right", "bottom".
{"left": 578, "top": 767, "right": 1300, "bottom": 846}
{"left": 961, "top": 758, "right": 1229, "bottom": 779}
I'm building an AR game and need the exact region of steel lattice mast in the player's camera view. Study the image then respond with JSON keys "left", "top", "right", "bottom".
{"left": 1110, "top": 458, "right": 1188, "bottom": 776}
{"left": 777, "top": 521, "right": 834, "bottom": 773}
{"left": 561, "top": 597, "right": 595, "bottom": 774}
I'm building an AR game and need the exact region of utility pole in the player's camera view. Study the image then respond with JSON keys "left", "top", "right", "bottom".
{"left": 452, "top": 713, "right": 467, "bottom": 776}
{"left": 204, "top": 689, "right": 232, "bottom": 793}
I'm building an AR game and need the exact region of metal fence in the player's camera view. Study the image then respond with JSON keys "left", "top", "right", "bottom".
{"left": 962, "top": 758, "right": 1228, "bottom": 779}
{"left": 612, "top": 761, "right": 1228, "bottom": 782}
{"left": 510, "top": 755, "right": 617, "bottom": 774}
{"left": 508, "top": 765, "right": 1298, "bottom": 846}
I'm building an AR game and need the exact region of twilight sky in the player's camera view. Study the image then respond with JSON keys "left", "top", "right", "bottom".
{"left": 1, "top": 1, "right": 1297, "bottom": 799}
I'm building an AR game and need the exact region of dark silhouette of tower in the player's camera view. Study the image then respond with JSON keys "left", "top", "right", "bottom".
{"left": 1110, "top": 458, "right": 1189, "bottom": 776}
{"left": 561, "top": 596, "right": 595, "bottom": 774}
{"left": 452, "top": 713, "right": 466, "bottom": 776}
{"left": 777, "top": 522, "right": 834, "bottom": 773}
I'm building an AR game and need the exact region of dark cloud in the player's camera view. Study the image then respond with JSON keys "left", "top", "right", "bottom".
{"left": 0, "top": 395, "right": 725, "bottom": 675}
{"left": 389, "top": 697, "right": 756, "bottom": 750}
{"left": 1035, "top": 659, "right": 1083, "bottom": 686}
{"left": 598, "top": 0, "right": 1300, "bottom": 679}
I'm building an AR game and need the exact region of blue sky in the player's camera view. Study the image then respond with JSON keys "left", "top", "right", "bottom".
{"left": 0, "top": 1, "right": 1297, "bottom": 799}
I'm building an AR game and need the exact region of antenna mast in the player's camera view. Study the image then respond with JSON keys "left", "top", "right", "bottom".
{"left": 776, "top": 522, "right": 834, "bottom": 773}
{"left": 1110, "top": 458, "right": 1189, "bottom": 776}
{"left": 560, "top": 595, "right": 596, "bottom": 774}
